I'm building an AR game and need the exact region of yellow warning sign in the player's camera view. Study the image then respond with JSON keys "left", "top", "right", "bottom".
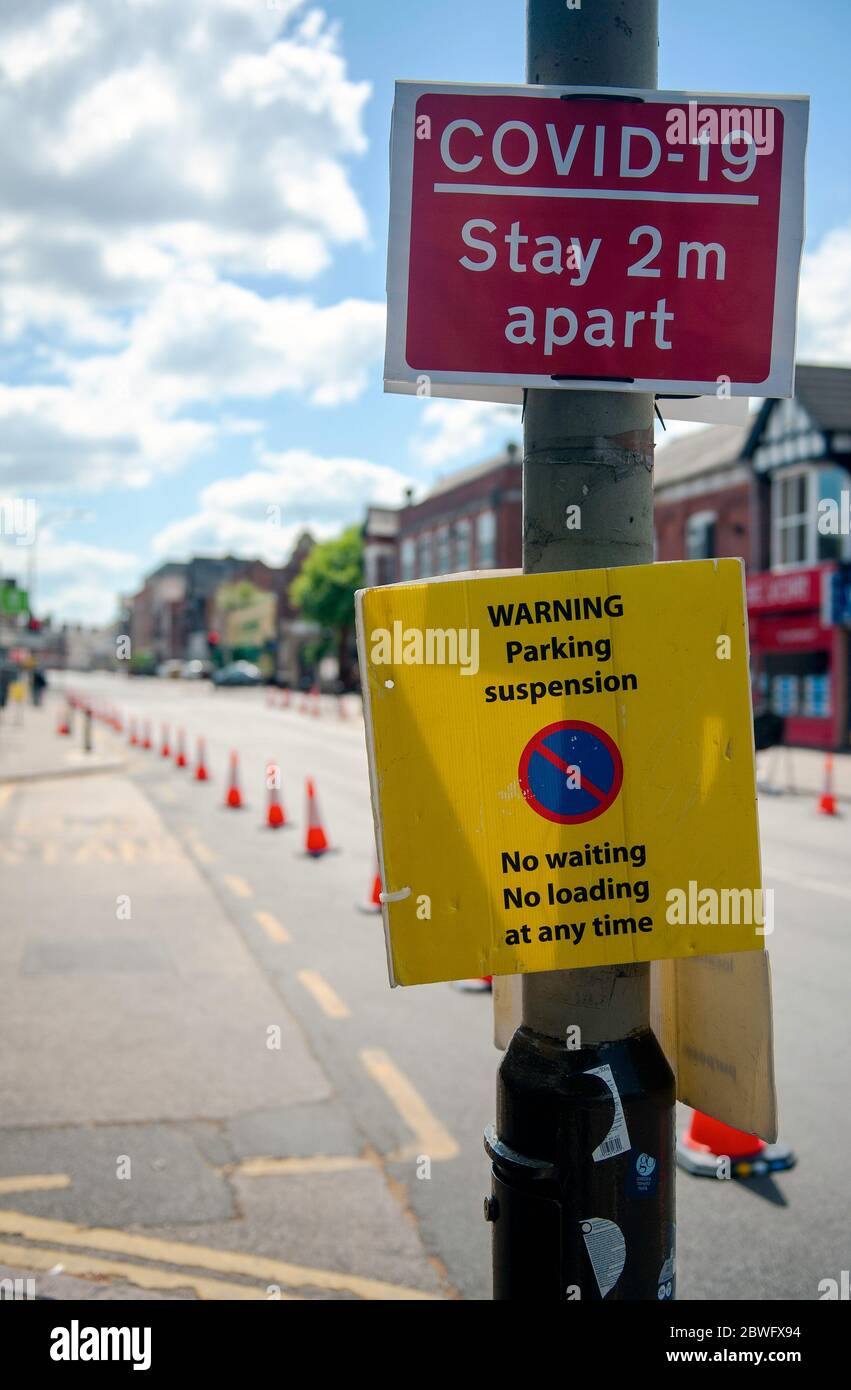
{"left": 356, "top": 559, "right": 763, "bottom": 987}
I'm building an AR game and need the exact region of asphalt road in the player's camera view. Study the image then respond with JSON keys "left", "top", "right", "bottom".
{"left": 0, "top": 672, "right": 848, "bottom": 1301}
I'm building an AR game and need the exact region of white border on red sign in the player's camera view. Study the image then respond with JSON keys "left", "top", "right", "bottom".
{"left": 384, "top": 81, "right": 809, "bottom": 402}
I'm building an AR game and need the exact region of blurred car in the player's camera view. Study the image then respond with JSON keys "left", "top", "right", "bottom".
{"left": 156, "top": 659, "right": 183, "bottom": 679}
{"left": 212, "top": 660, "right": 262, "bottom": 687}
{"left": 181, "top": 659, "right": 212, "bottom": 679}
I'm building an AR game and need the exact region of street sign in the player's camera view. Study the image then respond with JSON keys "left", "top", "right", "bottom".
{"left": 357, "top": 559, "right": 762, "bottom": 986}
{"left": 385, "top": 83, "right": 808, "bottom": 403}
{"left": 518, "top": 720, "right": 624, "bottom": 824}
{"left": 0, "top": 583, "right": 29, "bottom": 616}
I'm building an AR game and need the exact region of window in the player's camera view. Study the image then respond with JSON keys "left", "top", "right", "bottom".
{"left": 375, "top": 553, "right": 395, "bottom": 586}
{"left": 418, "top": 532, "right": 433, "bottom": 578}
{"left": 400, "top": 538, "right": 416, "bottom": 582}
{"left": 815, "top": 468, "right": 847, "bottom": 564}
{"left": 685, "top": 510, "right": 716, "bottom": 561}
{"left": 454, "top": 519, "right": 471, "bottom": 571}
{"left": 770, "top": 466, "right": 851, "bottom": 569}
{"left": 435, "top": 526, "right": 450, "bottom": 575}
{"left": 772, "top": 469, "right": 809, "bottom": 567}
{"left": 476, "top": 510, "right": 497, "bottom": 568}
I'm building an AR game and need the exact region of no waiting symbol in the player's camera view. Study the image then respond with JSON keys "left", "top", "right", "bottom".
{"left": 518, "top": 720, "right": 623, "bottom": 825}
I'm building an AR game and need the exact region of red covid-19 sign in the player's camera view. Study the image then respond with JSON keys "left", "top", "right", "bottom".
{"left": 385, "top": 84, "right": 808, "bottom": 402}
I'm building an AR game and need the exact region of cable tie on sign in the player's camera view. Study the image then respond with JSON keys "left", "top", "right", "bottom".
{"left": 379, "top": 886, "right": 412, "bottom": 904}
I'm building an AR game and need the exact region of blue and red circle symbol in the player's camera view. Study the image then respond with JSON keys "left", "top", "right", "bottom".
{"left": 518, "top": 720, "right": 623, "bottom": 825}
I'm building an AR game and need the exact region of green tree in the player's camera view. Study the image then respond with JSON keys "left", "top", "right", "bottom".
{"left": 289, "top": 525, "right": 363, "bottom": 685}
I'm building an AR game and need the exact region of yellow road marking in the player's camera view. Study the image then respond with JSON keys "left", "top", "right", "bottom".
{"left": 188, "top": 835, "right": 215, "bottom": 865}
{"left": 224, "top": 874, "right": 253, "bottom": 900}
{"left": 0, "top": 1240, "right": 301, "bottom": 1301}
{"left": 74, "top": 839, "right": 118, "bottom": 863}
{"left": 360, "top": 1049, "right": 459, "bottom": 1162}
{"left": 0, "top": 1210, "right": 440, "bottom": 1301}
{"left": 0, "top": 1174, "right": 71, "bottom": 1196}
{"left": 297, "top": 969, "right": 351, "bottom": 1020}
{"left": 235, "top": 1156, "right": 366, "bottom": 1178}
{"left": 254, "top": 910, "right": 291, "bottom": 944}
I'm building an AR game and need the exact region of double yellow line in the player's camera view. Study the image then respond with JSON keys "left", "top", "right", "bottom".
{"left": 0, "top": 1209, "right": 442, "bottom": 1301}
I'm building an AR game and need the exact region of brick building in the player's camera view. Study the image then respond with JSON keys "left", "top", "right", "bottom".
{"left": 655, "top": 364, "right": 851, "bottom": 749}
{"left": 364, "top": 443, "right": 521, "bottom": 586}
{"left": 128, "top": 535, "right": 314, "bottom": 677}
{"left": 654, "top": 422, "right": 752, "bottom": 566}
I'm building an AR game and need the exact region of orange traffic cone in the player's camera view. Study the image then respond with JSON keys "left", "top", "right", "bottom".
{"left": 676, "top": 1109, "right": 795, "bottom": 1178}
{"left": 129, "top": 719, "right": 138, "bottom": 747}
{"left": 160, "top": 724, "right": 171, "bottom": 758}
{"left": 194, "top": 738, "right": 209, "bottom": 782}
{"left": 56, "top": 706, "right": 71, "bottom": 737}
{"left": 817, "top": 753, "right": 838, "bottom": 815}
{"left": 141, "top": 720, "right": 152, "bottom": 751}
{"left": 174, "top": 728, "right": 188, "bottom": 768}
{"left": 311, "top": 684, "right": 320, "bottom": 718}
{"left": 304, "top": 778, "right": 329, "bottom": 856}
{"left": 265, "top": 764, "right": 286, "bottom": 829}
{"left": 225, "top": 752, "right": 243, "bottom": 809}
{"left": 359, "top": 866, "right": 382, "bottom": 914}
{"left": 280, "top": 688, "right": 290, "bottom": 710}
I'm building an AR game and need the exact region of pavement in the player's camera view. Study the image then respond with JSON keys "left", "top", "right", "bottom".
{"left": 756, "top": 742, "right": 851, "bottom": 802}
{"left": 0, "top": 675, "right": 848, "bottom": 1301}
{"left": 0, "top": 699, "right": 124, "bottom": 782}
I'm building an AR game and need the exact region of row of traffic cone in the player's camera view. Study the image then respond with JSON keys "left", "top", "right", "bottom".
{"left": 158, "top": 722, "right": 189, "bottom": 767}
{"left": 69, "top": 696, "right": 340, "bottom": 856}
{"left": 56, "top": 693, "right": 379, "bottom": 905}
{"left": 59, "top": 696, "right": 122, "bottom": 735}
{"left": 266, "top": 686, "right": 354, "bottom": 721}
{"left": 223, "top": 757, "right": 330, "bottom": 854}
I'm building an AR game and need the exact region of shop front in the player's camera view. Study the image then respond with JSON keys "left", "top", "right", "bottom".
{"left": 747, "top": 565, "right": 848, "bottom": 750}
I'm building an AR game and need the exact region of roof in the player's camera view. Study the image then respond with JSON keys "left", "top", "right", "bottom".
{"left": 792, "top": 364, "right": 851, "bottom": 432}
{"left": 426, "top": 447, "right": 519, "bottom": 499}
{"left": 365, "top": 506, "right": 400, "bottom": 538}
{"left": 654, "top": 422, "right": 750, "bottom": 489}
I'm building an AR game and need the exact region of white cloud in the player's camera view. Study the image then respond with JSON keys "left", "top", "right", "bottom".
{"left": 0, "top": 4, "right": 90, "bottom": 85}
{"left": 0, "top": 267, "right": 383, "bottom": 493}
{"left": 0, "top": 1, "right": 384, "bottom": 496}
{"left": 413, "top": 398, "right": 522, "bottom": 468}
{"left": 101, "top": 272, "right": 385, "bottom": 409}
{"left": 0, "top": 376, "right": 216, "bottom": 492}
{"left": 797, "top": 221, "right": 851, "bottom": 363}
{"left": 0, "top": 533, "right": 139, "bottom": 625}
{"left": 151, "top": 448, "right": 415, "bottom": 563}
{"left": 0, "top": 0, "right": 371, "bottom": 327}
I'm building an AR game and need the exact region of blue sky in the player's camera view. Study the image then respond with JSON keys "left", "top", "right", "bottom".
{"left": 1, "top": 0, "right": 849, "bottom": 622}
